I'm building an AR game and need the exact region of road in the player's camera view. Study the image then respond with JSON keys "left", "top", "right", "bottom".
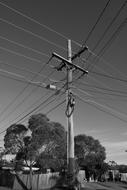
{"left": 82, "top": 182, "right": 127, "bottom": 190}
{"left": 0, "top": 182, "right": 127, "bottom": 190}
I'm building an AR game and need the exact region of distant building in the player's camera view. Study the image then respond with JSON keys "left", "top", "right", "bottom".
{"left": 2, "top": 154, "right": 16, "bottom": 162}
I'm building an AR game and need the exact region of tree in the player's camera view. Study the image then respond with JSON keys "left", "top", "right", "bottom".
{"left": 118, "top": 164, "right": 127, "bottom": 173}
{"left": 75, "top": 134, "right": 106, "bottom": 181}
{"left": 28, "top": 113, "right": 67, "bottom": 171}
{"left": 4, "top": 124, "right": 28, "bottom": 154}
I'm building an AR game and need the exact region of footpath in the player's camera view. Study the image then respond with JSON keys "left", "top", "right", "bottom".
{"left": 1, "top": 182, "right": 127, "bottom": 190}
{"left": 81, "top": 182, "right": 127, "bottom": 190}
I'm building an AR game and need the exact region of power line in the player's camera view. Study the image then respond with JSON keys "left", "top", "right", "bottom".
{"left": 0, "top": 61, "right": 60, "bottom": 84}
{"left": 0, "top": 46, "right": 42, "bottom": 63}
{"left": 74, "top": 81, "right": 127, "bottom": 95}
{"left": 13, "top": 91, "right": 54, "bottom": 124}
{"left": 89, "top": 16, "right": 127, "bottom": 70}
{"left": 0, "top": 1, "right": 81, "bottom": 47}
{"left": 82, "top": 0, "right": 111, "bottom": 45}
{"left": 86, "top": 0, "right": 127, "bottom": 66}
{"left": 46, "top": 99, "right": 66, "bottom": 115}
{"left": 17, "top": 90, "right": 65, "bottom": 124}
{"left": 0, "top": 70, "right": 55, "bottom": 125}
{"left": 0, "top": 56, "right": 53, "bottom": 123}
{"left": 75, "top": 87, "right": 127, "bottom": 98}
{"left": 90, "top": 71, "right": 127, "bottom": 83}
{"left": 4, "top": 84, "right": 66, "bottom": 126}
{"left": 74, "top": 93, "right": 127, "bottom": 123}
{"left": 0, "top": 95, "right": 66, "bottom": 136}
{"left": 0, "top": 68, "right": 48, "bottom": 86}
{"left": 15, "top": 87, "right": 65, "bottom": 124}
{"left": 80, "top": 53, "right": 127, "bottom": 85}
{"left": 81, "top": 96, "right": 127, "bottom": 102}
{"left": 0, "top": 92, "right": 56, "bottom": 135}
{"left": 0, "top": 72, "right": 66, "bottom": 126}
{"left": 97, "top": 17, "right": 127, "bottom": 57}
{"left": 15, "top": 92, "right": 60, "bottom": 124}
{"left": 0, "top": 18, "right": 67, "bottom": 51}
{"left": 0, "top": 35, "right": 49, "bottom": 57}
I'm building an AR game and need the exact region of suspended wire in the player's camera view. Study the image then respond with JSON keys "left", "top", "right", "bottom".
{"left": 80, "top": 56, "right": 126, "bottom": 101}
{"left": 0, "top": 35, "right": 49, "bottom": 57}
{"left": 86, "top": 0, "right": 127, "bottom": 64}
{"left": 0, "top": 71, "right": 60, "bottom": 91}
{"left": 89, "top": 72, "right": 127, "bottom": 96}
{"left": 19, "top": 90, "right": 66, "bottom": 124}
{"left": 4, "top": 83, "right": 66, "bottom": 127}
{"left": 74, "top": 86, "right": 127, "bottom": 98}
{"left": 15, "top": 84, "right": 66, "bottom": 124}
{"left": 96, "top": 17, "right": 127, "bottom": 57}
{"left": 71, "top": 66, "right": 127, "bottom": 102}
{"left": 0, "top": 96, "right": 66, "bottom": 136}
{"left": 73, "top": 86, "right": 127, "bottom": 113}
{"left": 0, "top": 18, "right": 67, "bottom": 51}
{"left": 79, "top": 51, "right": 127, "bottom": 88}
{"left": 0, "top": 56, "right": 53, "bottom": 123}
{"left": 82, "top": 96, "right": 127, "bottom": 102}
{"left": 0, "top": 92, "right": 56, "bottom": 135}
{"left": 82, "top": 0, "right": 111, "bottom": 45}
{"left": 15, "top": 92, "right": 61, "bottom": 124}
{"left": 0, "top": 80, "right": 66, "bottom": 132}
{"left": 74, "top": 93, "right": 127, "bottom": 123}
{"left": 0, "top": 68, "right": 49, "bottom": 86}
{"left": 0, "top": 46, "right": 43, "bottom": 63}
{"left": 12, "top": 91, "right": 52, "bottom": 124}
{"left": 90, "top": 71, "right": 127, "bottom": 83}
{"left": 0, "top": 60, "right": 60, "bottom": 84}
{"left": 14, "top": 90, "right": 64, "bottom": 124}
{"left": 0, "top": 1, "right": 81, "bottom": 47}
{"left": 73, "top": 86, "right": 127, "bottom": 101}
{"left": 71, "top": 85, "right": 92, "bottom": 97}
{"left": 0, "top": 70, "right": 55, "bottom": 126}
{"left": 74, "top": 81, "right": 127, "bottom": 95}
{"left": 46, "top": 99, "right": 66, "bottom": 115}
{"left": 72, "top": 86, "right": 127, "bottom": 102}
{"left": 89, "top": 16, "right": 127, "bottom": 71}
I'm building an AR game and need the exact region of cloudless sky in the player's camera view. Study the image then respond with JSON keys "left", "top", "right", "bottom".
{"left": 0, "top": 0, "right": 127, "bottom": 164}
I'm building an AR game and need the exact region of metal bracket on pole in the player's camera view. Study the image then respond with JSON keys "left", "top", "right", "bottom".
{"left": 52, "top": 52, "right": 88, "bottom": 74}
{"left": 71, "top": 46, "right": 88, "bottom": 60}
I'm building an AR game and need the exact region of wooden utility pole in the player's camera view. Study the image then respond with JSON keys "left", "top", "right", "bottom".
{"left": 52, "top": 41, "right": 88, "bottom": 187}
{"left": 66, "top": 39, "right": 75, "bottom": 175}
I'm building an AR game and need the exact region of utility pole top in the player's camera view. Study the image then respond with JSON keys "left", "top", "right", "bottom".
{"left": 52, "top": 52, "right": 88, "bottom": 74}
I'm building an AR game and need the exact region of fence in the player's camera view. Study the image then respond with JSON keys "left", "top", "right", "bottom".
{"left": 121, "top": 173, "right": 127, "bottom": 182}
{"left": 13, "top": 172, "right": 59, "bottom": 190}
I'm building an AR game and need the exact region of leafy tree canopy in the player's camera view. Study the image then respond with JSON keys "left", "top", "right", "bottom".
{"left": 75, "top": 134, "right": 106, "bottom": 178}
{"left": 28, "top": 114, "right": 67, "bottom": 170}
{"left": 4, "top": 124, "right": 28, "bottom": 154}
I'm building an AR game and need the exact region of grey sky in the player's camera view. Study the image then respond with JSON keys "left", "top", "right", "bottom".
{"left": 0, "top": 0, "right": 127, "bottom": 164}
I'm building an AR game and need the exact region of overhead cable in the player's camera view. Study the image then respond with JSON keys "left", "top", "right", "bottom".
{"left": 0, "top": 46, "right": 42, "bottom": 63}
{"left": 89, "top": 16, "right": 127, "bottom": 70}
{"left": 0, "top": 56, "right": 53, "bottom": 122}
{"left": 74, "top": 93, "right": 127, "bottom": 123}
{"left": 0, "top": 35, "right": 49, "bottom": 57}
{"left": 0, "top": 18, "right": 67, "bottom": 51}
{"left": 86, "top": 0, "right": 127, "bottom": 64}
{"left": 0, "top": 1, "right": 81, "bottom": 47}
{"left": 82, "top": 0, "right": 111, "bottom": 45}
